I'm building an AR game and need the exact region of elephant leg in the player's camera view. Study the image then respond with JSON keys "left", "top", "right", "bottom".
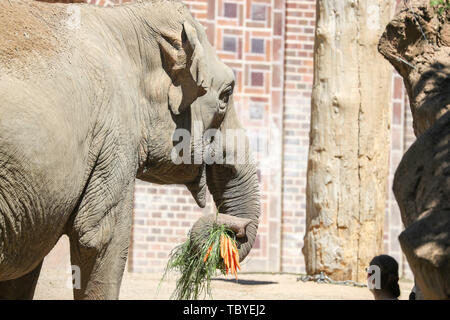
{"left": 0, "top": 260, "right": 43, "bottom": 300}
{"left": 68, "top": 230, "right": 131, "bottom": 300}
{"left": 68, "top": 183, "right": 134, "bottom": 300}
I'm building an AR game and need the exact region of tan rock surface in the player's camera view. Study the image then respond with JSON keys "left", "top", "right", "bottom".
{"left": 393, "top": 112, "right": 450, "bottom": 299}
{"left": 379, "top": 0, "right": 450, "bottom": 136}
{"left": 379, "top": 1, "right": 450, "bottom": 299}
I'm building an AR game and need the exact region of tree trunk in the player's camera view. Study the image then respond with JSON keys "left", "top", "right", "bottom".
{"left": 303, "top": 0, "right": 394, "bottom": 282}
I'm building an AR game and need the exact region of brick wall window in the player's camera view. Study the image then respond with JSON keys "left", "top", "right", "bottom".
{"left": 249, "top": 102, "right": 264, "bottom": 119}
{"left": 249, "top": 135, "right": 258, "bottom": 153}
{"left": 249, "top": 132, "right": 266, "bottom": 153}
{"left": 223, "top": 36, "right": 237, "bottom": 52}
{"left": 251, "top": 38, "right": 265, "bottom": 54}
{"left": 251, "top": 4, "right": 266, "bottom": 21}
{"left": 251, "top": 71, "right": 264, "bottom": 87}
{"left": 223, "top": 2, "right": 237, "bottom": 18}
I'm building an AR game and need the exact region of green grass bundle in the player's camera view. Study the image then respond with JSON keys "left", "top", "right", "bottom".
{"left": 160, "top": 217, "right": 241, "bottom": 300}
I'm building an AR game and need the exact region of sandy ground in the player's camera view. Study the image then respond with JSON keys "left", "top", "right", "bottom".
{"left": 35, "top": 271, "right": 415, "bottom": 300}
{"left": 33, "top": 236, "right": 414, "bottom": 300}
{"left": 34, "top": 257, "right": 414, "bottom": 300}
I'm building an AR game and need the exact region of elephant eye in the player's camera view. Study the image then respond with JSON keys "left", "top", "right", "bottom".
{"left": 220, "top": 86, "right": 233, "bottom": 104}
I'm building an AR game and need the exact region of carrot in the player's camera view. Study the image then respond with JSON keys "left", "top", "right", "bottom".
{"left": 223, "top": 236, "right": 229, "bottom": 274}
{"left": 233, "top": 247, "right": 241, "bottom": 270}
{"left": 231, "top": 240, "right": 240, "bottom": 276}
{"left": 223, "top": 238, "right": 228, "bottom": 260}
{"left": 227, "top": 237, "right": 231, "bottom": 258}
{"left": 220, "top": 234, "right": 225, "bottom": 257}
{"left": 203, "top": 245, "right": 213, "bottom": 262}
{"left": 228, "top": 237, "right": 235, "bottom": 276}
{"left": 232, "top": 240, "right": 239, "bottom": 279}
{"left": 219, "top": 234, "right": 240, "bottom": 278}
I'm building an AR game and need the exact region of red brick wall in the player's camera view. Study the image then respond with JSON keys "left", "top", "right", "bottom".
{"left": 385, "top": 72, "right": 414, "bottom": 279}
{"left": 383, "top": 0, "right": 415, "bottom": 279}
{"left": 280, "top": 0, "right": 315, "bottom": 273}
{"left": 128, "top": 0, "right": 415, "bottom": 278}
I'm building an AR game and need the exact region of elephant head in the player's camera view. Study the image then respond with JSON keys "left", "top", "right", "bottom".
{"left": 134, "top": 2, "right": 260, "bottom": 262}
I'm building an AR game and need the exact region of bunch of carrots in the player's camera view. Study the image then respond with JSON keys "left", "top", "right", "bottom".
{"left": 160, "top": 216, "right": 242, "bottom": 300}
{"left": 203, "top": 233, "right": 241, "bottom": 279}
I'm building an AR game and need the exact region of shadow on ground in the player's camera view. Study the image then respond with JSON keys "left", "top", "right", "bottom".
{"left": 212, "top": 278, "right": 277, "bottom": 285}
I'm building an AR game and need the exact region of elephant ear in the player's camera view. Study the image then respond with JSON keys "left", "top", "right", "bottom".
{"left": 182, "top": 21, "right": 208, "bottom": 88}
{"left": 158, "top": 21, "right": 208, "bottom": 115}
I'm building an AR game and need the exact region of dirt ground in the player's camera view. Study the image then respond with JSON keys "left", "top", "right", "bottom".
{"left": 35, "top": 271, "right": 414, "bottom": 300}
{"left": 34, "top": 244, "right": 414, "bottom": 300}
{"left": 0, "top": 0, "right": 68, "bottom": 67}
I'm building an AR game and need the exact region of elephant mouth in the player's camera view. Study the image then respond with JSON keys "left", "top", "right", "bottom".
{"left": 185, "top": 163, "right": 207, "bottom": 207}
{"left": 189, "top": 213, "right": 252, "bottom": 255}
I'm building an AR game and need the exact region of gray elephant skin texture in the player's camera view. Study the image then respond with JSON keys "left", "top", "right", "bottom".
{"left": 0, "top": 0, "right": 260, "bottom": 299}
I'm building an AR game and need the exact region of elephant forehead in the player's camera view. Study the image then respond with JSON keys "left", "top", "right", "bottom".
{"left": 208, "top": 61, "right": 235, "bottom": 91}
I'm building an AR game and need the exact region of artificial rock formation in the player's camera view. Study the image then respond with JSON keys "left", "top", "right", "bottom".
{"left": 303, "top": 0, "right": 395, "bottom": 282}
{"left": 379, "top": 1, "right": 450, "bottom": 299}
{"left": 379, "top": 0, "right": 450, "bottom": 136}
{"left": 393, "top": 112, "right": 449, "bottom": 300}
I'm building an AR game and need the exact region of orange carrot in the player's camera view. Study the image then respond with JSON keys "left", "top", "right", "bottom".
{"left": 203, "top": 245, "right": 213, "bottom": 262}
{"left": 223, "top": 236, "right": 229, "bottom": 274}
{"left": 232, "top": 240, "right": 239, "bottom": 279}
{"left": 222, "top": 242, "right": 226, "bottom": 262}
{"left": 233, "top": 247, "right": 241, "bottom": 270}
{"left": 220, "top": 234, "right": 225, "bottom": 257}
{"left": 223, "top": 236, "right": 227, "bottom": 261}
{"left": 219, "top": 234, "right": 240, "bottom": 279}
{"left": 228, "top": 237, "right": 235, "bottom": 276}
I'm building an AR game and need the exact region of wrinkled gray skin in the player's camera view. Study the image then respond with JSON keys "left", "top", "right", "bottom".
{"left": 0, "top": 0, "right": 260, "bottom": 299}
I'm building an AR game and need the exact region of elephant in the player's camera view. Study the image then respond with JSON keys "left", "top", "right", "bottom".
{"left": 0, "top": 0, "right": 260, "bottom": 299}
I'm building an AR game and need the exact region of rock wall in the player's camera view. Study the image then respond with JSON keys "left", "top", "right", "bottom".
{"left": 379, "top": 0, "right": 450, "bottom": 299}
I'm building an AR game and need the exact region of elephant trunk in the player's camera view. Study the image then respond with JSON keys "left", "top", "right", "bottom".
{"left": 188, "top": 99, "right": 260, "bottom": 262}
{"left": 204, "top": 163, "right": 260, "bottom": 262}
